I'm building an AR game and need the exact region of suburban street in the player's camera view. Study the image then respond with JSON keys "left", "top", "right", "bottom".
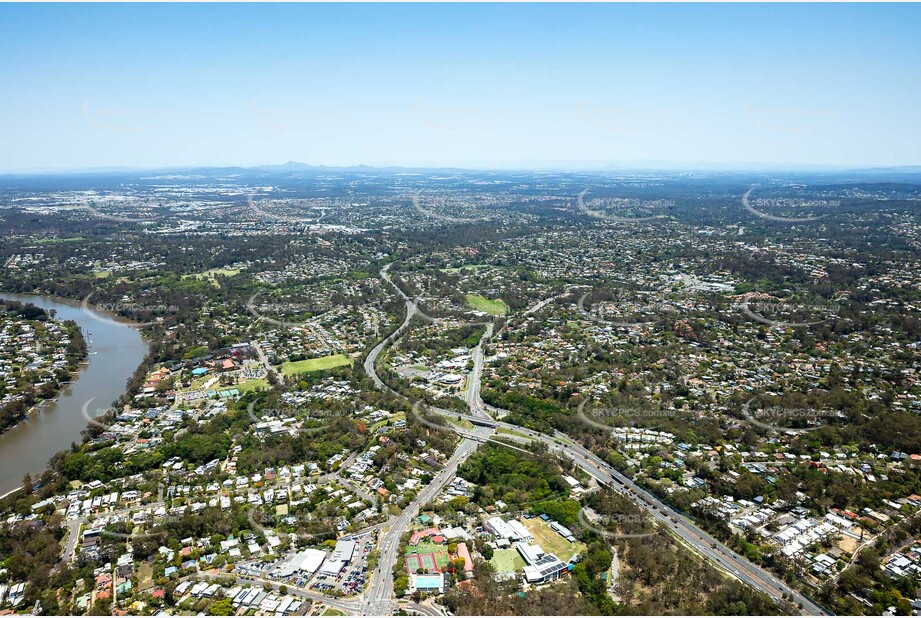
{"left": 358, "top": 263, "right": 828, "bottom": 616}
{"left": 360, "top": 431, "right": 488, "bottom": 615}
{"left": 434, "top": 408, "right": 828, "bottom": 616}
{"left": 359, "top": 263, "right": 493, "bottom": 615}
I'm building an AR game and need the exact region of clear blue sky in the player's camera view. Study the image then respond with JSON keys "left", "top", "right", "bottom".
{"left": 1, "top": 3, "right": 919, "bottom": 172}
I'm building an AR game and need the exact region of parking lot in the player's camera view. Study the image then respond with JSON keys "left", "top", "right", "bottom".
{"left": 310, "top": 532, "right": 375, "bottom": 597}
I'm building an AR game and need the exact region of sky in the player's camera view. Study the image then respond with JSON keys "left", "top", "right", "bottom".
{"left": 0, "top": 3, "right": 919, "bottom": 173}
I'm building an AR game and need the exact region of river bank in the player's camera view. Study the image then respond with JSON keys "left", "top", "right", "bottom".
{"left": 0, "top": 293, "right": 149, "bottom": 495}
{"left": 0, "top": 298, "right": 88, "bottom": 436}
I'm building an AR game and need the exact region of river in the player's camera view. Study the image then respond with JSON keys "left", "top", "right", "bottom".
{"left": 0, "top": 293, "right": 148, "bottom": 495}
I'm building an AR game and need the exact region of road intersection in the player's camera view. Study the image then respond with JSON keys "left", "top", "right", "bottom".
{"left": 360, "top": 263, "right": 828, "bottom": 616}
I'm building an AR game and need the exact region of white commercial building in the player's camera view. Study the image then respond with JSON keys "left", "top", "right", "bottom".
{"left": 485, "top": 517, "right": 518, "bottom": 541}
{"left": 330, "top": 539, "right": 356, "bottom": 563}
{"left": 320, "top": 559, "right": 347, "bottom": 576}
{"left": 508, "top": 519, "right": 534, "bottom": 543}
{"left": 298, "top": 548, "right": 327, "bottom": 574}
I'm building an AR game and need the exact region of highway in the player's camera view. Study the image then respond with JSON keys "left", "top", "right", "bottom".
{"left": 431, "top": 408, "right": 827, "bottom": 616}
{"left": 465, "top": 323, "right": 492, "bottom": 416}
{"left": 360, "top": 429, "right": 489, "bottom": 615}
{"left": 363, "top": 263, "right": 420, "bottom": 393}
{"left": 362, "top": 263, "right": 826, "bottom": 616}
{"left": 360, "top": 263, "right": 493, "bottom": 615}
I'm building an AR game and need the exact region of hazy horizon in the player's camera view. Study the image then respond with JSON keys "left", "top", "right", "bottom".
{"left": 5, "top": 158, "right": 921, "bottom": 177}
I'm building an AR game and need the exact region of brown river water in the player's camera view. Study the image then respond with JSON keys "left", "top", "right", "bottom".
{"left": 0, "top": 293, "right": 148, "bottom": 496}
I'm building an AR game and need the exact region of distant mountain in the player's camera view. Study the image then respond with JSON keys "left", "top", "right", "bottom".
{"left": 2, "top": 160, "right": 920, "bottom": 179}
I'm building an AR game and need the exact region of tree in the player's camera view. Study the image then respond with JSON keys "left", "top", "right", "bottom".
{"left": 208, "top": 598, "right": 234, "bottom": 615}
{"left": 394, "top": 574, "right": 409, "bottom": 596}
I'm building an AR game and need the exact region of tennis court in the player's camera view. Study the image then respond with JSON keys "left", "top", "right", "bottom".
{"left": 405, "top": 555, "right": 422, "bottom": 572}
{"left": 406, "top": 540, "right": 454, "bottom": 574}
{"left": 405, "top": 553, "right": 438, "bottom": 573}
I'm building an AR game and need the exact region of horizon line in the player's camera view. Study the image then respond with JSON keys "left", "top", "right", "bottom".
{"left": 3, "top": 160, "right": 921, "bottom": 178}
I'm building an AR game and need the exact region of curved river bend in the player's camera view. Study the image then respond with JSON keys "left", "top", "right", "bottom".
{"left": 0, "top": 293, "right": 148, "bottom": 496}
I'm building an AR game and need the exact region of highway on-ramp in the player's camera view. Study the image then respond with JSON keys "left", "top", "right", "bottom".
{"left": 362, "top": 263, "right": 827, "bottom": 616}
{"left": 432, "top": 409, "right": 827, "bottom": 616}
{"left": 360, "top": 263, "right": 494, "bottom": 615}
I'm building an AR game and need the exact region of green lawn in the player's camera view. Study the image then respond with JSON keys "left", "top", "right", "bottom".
{"left": 235, "top": 378, "right": 270, "bottom": 393}
{"left": 444, "top": 415, "right": 474, "bottom": 430}
{"left": 521, "top": 517, "right": 585, "bottom": 562}
{"left": 489, "top": 548, "right": 526, "bottom": 574}
{"left": 322, "top": 609, "right": 346, "bottom": 616}
{"left": 136, "top": 562, "right": 154, "bottom": 592}
{"left": 369, "top": 412, "right": 404, "bottom": 434}
{"left": 280, "top": 354, "right": 351, "bottom": 376}
{"left": 182, "top": 267, "right": 242, "bottom": 287}
{"left": 466, "top": 294, "right": 508, "bottom": 315}
{"left": 34, "top": 236, "right": 86, "bottom": 244}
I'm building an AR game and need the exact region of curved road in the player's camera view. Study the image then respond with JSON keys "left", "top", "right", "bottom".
{"left": 360, "top": 263, "right": 494, "bottom": 615}
{"left": 362, "top": 263, "right": 826, "bottom": 616}
{"left": 431, "top": 408, "right": 827, "bottom": 616}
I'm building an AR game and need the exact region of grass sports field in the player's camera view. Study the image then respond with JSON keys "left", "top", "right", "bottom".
{"left": 466, "top": 293, "right": 508, "bottom": 315}
{"left": 489, "top": 548, "right": 525, "bottom": 574}
{"left": 235, "top": 377, "right": 270, "bottom": 393}
{"left": 182, "top": 267, "right": 242, "bottom": 287}
{"left": 280, "top": 354, "right": 351, "bottom": 376}
{"left": 521, "top": 517, "right": 585, "bottom": 562}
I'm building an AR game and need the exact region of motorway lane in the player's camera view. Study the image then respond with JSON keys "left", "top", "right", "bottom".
{"left": 362, "top": 265, "right": 827, "bottom": 616}
{"left": 361, "top": 432, "right": 488, "bottom": 615}
{"left": 360, "top": 264, "right": 494, "bottom": 615}
{"left": 364, "top": 264, "right": 419, "bottom": 393}
{"left": 465, "top": 324, "right": 493, "bottom": 417}
{"left": 557, "top": 442, "right": 823, "bottom": 614}
{"left": 436, "top": 409, "right": 827, "bottom": 616}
